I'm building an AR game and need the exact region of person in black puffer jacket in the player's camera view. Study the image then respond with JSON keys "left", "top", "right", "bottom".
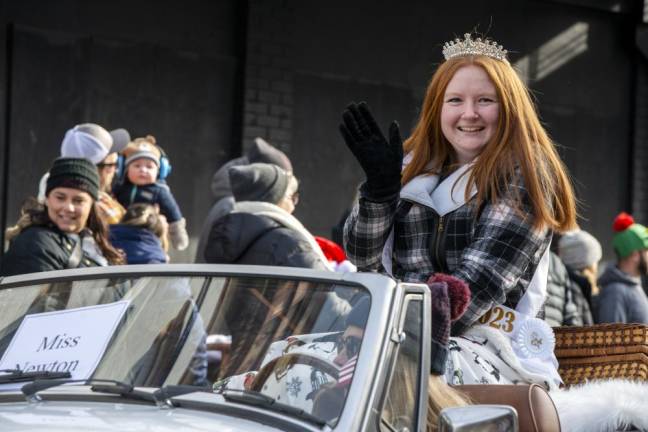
{"left": 204, "top": 163, "right": 330, "bottom": 270}
{"left": 1, "top": 158, "right": 124, "bottom": 277}
{"left": 194, "top": 137, "right": 293, "bottom": 263}
{"left": 204, "top": 163, "right": 343, "bottom": 377}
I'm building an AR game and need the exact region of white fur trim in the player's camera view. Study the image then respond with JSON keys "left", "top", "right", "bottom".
{"left": 335, "top": 260, "right": 357, "bottom": 273}
{"left": 550, "top": 380, "right": 648, "bottom": 432}
{"left": 399, "top": 161, "right": 477, "bottom": 216}
{"left": 37, "top": 172, "right": 49, "bottom": 203}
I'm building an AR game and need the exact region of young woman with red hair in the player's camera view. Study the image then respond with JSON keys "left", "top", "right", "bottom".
{"left": 340, "top": 33, "right": 577, "bottom": 394}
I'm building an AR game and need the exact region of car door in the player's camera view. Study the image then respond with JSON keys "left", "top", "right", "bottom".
{"left": 378, "top": 283, "right": 431, "bottom": 432}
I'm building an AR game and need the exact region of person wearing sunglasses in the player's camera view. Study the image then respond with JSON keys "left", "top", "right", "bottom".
{"left": 336, "top": 335, "right": 361, "bottom": 360}
{"left": 205, "top": 162, "right": 347, "bottom": 382}
{"left": 95, "top": 152, "right": 127, "bottom": 225}
{"left": 205, "top": 162, "right": 331, "bottom": 270}
{"left": 195, "top": 137, "right": 294, "bottom": 263}
{"left": 333, "top": 299, "right": 366, "bottom": 369}
{"left": 309, "top": 296, "right": 369, "bottom": 422}
{"left": 37, "top": 123, "right": 131, "bottom": 225}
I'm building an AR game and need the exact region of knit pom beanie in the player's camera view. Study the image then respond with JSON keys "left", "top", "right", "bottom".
{"left": 612, "top": 212, "right": 648, "bottom": 258}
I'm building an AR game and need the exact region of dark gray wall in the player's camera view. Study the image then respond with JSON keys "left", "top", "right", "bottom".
{"left": 633, "top": 52, "right": 648, "bottom": 231}
{"left": 0, "top": 0, "right": 641, "bottom": 263}
{"left": 0, "top": 0, "right": 244, "bottom": 261}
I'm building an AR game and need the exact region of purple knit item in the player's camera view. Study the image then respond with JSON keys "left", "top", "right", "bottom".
{"left": 428, "top": 281, "right": 451, "bottom": 375}
{"left": 426, "top": 273, "right": 471, "bottom": 375}
{"left": 429, "top": 281, "right": 451, "bottom": 347}
{"left": 427, "top": 273, "right": 471, "bottom": 321}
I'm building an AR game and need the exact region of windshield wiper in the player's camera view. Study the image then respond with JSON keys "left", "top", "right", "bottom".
{"left": 90, "top": 382, "right": 160, "bottom": 404}
{"left": 0, "top": 369, "right": 71, "bottom": 385}
{"left": 21, "top": 378, "right": 158, "bottom": 404}
{"left": 221, "top": 389, "right": 327, "bottom": 427}
{"left": 154, "top": 384, "right": 212, "bottom": 402}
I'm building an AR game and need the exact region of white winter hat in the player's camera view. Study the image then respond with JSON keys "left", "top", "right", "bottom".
{"left": 558, "top": 229, "right": 602, "bottom": 270}
{"left": 60, "top": 123, "right": 130, "bottom": 164}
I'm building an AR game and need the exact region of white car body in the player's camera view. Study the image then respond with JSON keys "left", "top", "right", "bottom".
{"left": 0, "top": 265, "right": 514, "bottom": 431}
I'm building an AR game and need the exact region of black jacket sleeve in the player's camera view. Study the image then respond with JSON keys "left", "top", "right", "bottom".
{"left": 243, "top": 227, "right": 329, "bottom": 271}
{"left": 0, "top": 227, "right": 69, "bottom": 276}
{"left": 277, "top": 232, "right": 329, "bottom": 271}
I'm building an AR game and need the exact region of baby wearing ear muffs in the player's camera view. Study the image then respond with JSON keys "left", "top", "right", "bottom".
{"left": 112, "top": 135, "right": 189, "bottom": 251}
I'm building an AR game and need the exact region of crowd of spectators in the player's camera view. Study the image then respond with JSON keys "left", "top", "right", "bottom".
{"left": 1, "top": 121, "right": 647, "bottom": 328}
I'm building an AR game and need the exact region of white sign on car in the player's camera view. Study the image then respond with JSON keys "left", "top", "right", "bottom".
{"left": 0, "top": 300, "right": 129, "bottom": 389}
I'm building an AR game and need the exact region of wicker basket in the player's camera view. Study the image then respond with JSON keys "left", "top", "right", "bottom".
{"left": 553, "top": 323, "right": 648, "bottom": 386}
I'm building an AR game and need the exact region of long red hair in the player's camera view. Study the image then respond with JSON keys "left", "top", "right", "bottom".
{"left": 403, "top": 55, "right": 576, "bottom": 232}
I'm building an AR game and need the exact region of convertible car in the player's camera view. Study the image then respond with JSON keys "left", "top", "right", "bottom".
{"left": 0, "top": 265, "right": 516, "bottom": 431}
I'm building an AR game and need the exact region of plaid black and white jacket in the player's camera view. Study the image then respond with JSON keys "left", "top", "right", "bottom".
{"left": 344, "top": 164, "right": 551, "bottom": 335}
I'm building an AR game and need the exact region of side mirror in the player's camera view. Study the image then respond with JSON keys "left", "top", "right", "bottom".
{"left": 438, "top": 405, "right": 518, "bottom": 432}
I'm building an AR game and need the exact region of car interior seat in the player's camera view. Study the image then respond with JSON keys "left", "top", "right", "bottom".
{"left": 453, "top": 384, "right": 561, "bottom": 432}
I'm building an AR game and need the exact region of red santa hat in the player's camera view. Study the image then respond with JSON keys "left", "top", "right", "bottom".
{"left": 315, "top": 236, "right": 346, "bottom": 263}
{"left": 315, "top": 236, "right": 356, "bottom": 272}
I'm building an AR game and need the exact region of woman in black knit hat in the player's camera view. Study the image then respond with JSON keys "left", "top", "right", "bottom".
{"left": 1, "top": 158, "right": 124, "bottom": 276}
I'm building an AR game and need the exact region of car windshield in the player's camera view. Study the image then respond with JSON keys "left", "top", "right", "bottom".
{"left": 0, "top": 273, "right": 369, "bottom": 425}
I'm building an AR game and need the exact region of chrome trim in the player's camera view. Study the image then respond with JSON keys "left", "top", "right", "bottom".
{"left": 0, "top": 263, "right": 370, "bottom": 287}
{"left": 403, "top": 284, "right": 432, "bottom": 431}
{"left": 344, "top": 275, "right": 400, "bottom": 432}
{"left": 438, "top": 405, "right": 518, "bottom": 431}
{"left": 372, "top": 282, "right": 430, "bottom": 432}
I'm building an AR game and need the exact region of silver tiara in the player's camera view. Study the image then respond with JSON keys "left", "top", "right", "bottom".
{"left": 442, "top": 33, "right": 508, "bottom": 62}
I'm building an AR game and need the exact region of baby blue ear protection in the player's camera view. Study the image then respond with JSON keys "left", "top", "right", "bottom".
{"left": 157, "top": 146, "right": 172, "bottom": 180}
{"left": 116, "top": 155, "right": 125, "bottom": 182}
{"left": 115, "top": 145, "right": 172, "bottom": 182}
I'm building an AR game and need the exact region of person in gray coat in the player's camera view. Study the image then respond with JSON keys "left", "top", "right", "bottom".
{"left": 558, "top": 229, "right": 601, "bottom": 324}
{"left": 597, "top": 212, "right": 648, "bottom": 323}
{"left": 544, "top": 251, "right": 571, "bottom": 327}
{"left": 598, "top": 265, "right": 648, "bottom": 323}
{"left": 195, "top": 137, "right": 293, "bottom": 263}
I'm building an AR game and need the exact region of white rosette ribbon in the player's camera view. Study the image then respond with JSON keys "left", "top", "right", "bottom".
{"left": 511, "top": 317, "right": 555, "bottom": 359}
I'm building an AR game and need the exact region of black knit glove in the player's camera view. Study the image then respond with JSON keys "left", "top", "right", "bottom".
{"left": 339, "top": 102, "right": 403, "bottom": 201}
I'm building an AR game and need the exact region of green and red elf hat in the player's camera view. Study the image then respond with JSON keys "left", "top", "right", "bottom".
{"left": 612, "top": 212, "right": 648, "bottom": 258}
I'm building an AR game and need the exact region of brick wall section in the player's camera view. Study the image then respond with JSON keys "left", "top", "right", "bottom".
{"left": 634, "top": 57, "right": 648, "bottom": 223}
{"left": 242, "top": 0, "right": 294, "bottom": 154}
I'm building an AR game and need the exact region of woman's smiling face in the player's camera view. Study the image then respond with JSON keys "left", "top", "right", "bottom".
{"left": 45, "top": 187, "right": 93, "bottom": 233}
{"left": 440, "top": 64, "right": 500, "bottom": 165}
